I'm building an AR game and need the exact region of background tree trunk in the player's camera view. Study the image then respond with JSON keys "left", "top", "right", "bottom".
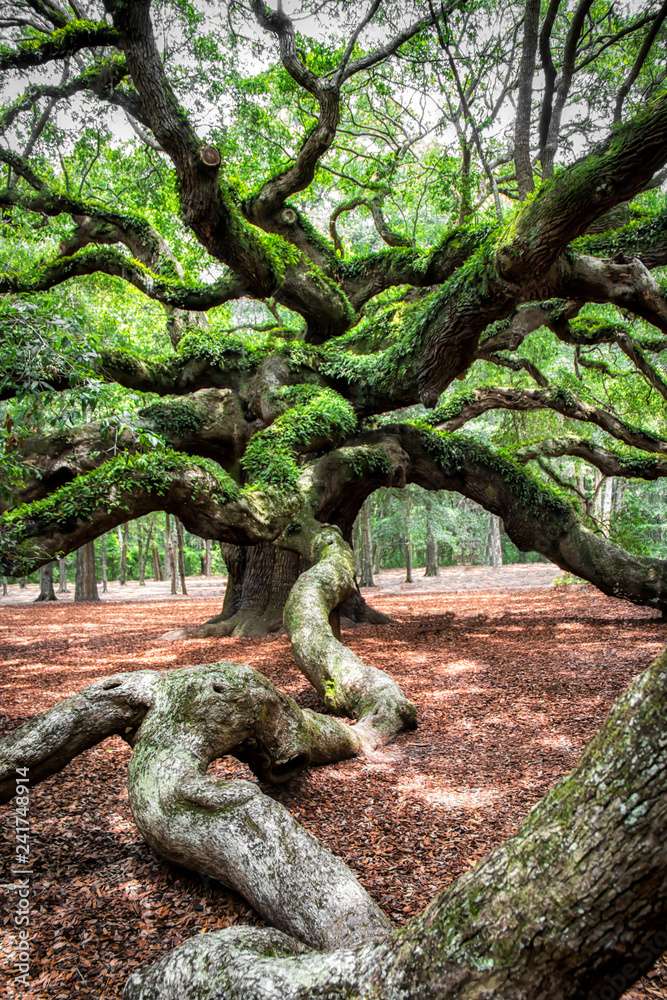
{"left": 359, "top": 504, "right": 375, "bottom": 587}
{"left": 35, "top": 561, "right": 56, "bottom": 601}
{"left": 164, "top": 513, "right": 170, "bottom": 581}
{"left": 404, "top": 493, "right": 413, "bottom": 583}
{"left": 352, "top": 515, "right": 361, "bottom": 576}
{"left": 152, "top": 541, "right": 161, "bottom": 581}
{"left": 487, "top": 513, "right": 503, "bottom": 567}
{"left": 175, "top": 517, "right": 187, "bottom": 595}
{"left": 2, "top": 576, "right": 7, "bottom": 596}
{"left": 75, "top": 542, "right": 99, "bottom": 603}
{"left": 204, "top": 538, "right": 212, "bottom": 576}
{"left": 170, "top": 518, "right": 178, "bottom": 595}
{"left": 118, "top": 522, "right": 129, "bottom": 585}
{"left": 101, "top": 534, "right": 108, "bottom": 594}
{"left": 57, "top": 556, "right": 69, "bottom": 593}
{"left": 136, "top": 521, "right": 144, "bottom": 585}
{"left": 405, "top": 536, "right": 413, "bottom": 583}
{"left": 424, "top": 500, "right": 439, "bottom": 577}
{"left": 602, "top": 476, "right": 614, "bottom": 536}
{"left": 143, "top": 519, "right": 154, "bottom": 582}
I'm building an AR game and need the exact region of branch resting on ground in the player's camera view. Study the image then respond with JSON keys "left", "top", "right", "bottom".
{"left": 0, "top": 663, "right": 388, "bottom": 950}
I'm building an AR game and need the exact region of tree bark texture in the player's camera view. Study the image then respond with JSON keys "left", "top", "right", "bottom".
{"left": 138, "top": 520, "right": 145, "bottom": 585}
{"left": 165, "top": 540, "right": 390, "bottom": 640}
{"left": 152, "top": 542, "right": 162, "bottom": 581}
{"left": 118, "top": 522, "right": 128, "bottom": 585}
{"left": 127, "top": 646, "right": 667, "bottom": 998}
{"left": 101, "top": 534, "right": 108, "bottom": 593}
{"left": 176, "top": 517, "right": 188, "bottom": 595}
{"left": 283, "top": 519, "right": 417, "bottom": 746}
{"left": 57, "top": 556, "right": 69, "bottom": 593}
{"left": 487, "top": 513, "right": 503, "bottom": 567}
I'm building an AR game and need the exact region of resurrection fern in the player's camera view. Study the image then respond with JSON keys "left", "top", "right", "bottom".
{"left": 241, "top": 386, "right": 358, "bottom": 488}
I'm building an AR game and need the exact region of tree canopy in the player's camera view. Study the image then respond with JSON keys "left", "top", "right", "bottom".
{"left": 2, "top": 1, "right": 667, "bottom": 997}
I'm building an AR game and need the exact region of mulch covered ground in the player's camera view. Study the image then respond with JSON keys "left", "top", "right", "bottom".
{"left": 1, "top": 575, "right": 666, "bottom": 999}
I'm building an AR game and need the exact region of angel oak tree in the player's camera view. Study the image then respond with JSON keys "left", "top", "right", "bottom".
{"left": 2, "top": 0, "right": 667, "bottom": 997}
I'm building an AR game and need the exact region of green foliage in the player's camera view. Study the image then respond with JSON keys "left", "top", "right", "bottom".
{"left": 241, "top": 386, "right": 357, "bottom": 488}
{"left": 610, "top": 481, "right": 667, "bottom": 559}
{"left": 338, "top": 445, "right": 392, "bottom": 479}
{"left": 139, "top": 400, "right": 203, "bottom": 436}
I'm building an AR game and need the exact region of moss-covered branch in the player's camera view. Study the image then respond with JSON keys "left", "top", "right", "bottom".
{"left": 0, "top": 57, "right": 129, "bottom": 136}
{"left": 0, "top": 248, "right": 244, "bottom": 310}
{"left": 0, "top": 20, "right": 119, "bottom": 71}
{"left": 562, "top": 252, "right": 667, "bottom": 335}
{"left": 106, "top": 1, "right": 355, "bottom": 342}
{"left": 0, "top": 663, "right": 390, "bottom": 949}
{"left": 0, "top": 450, "right": 297, "bottom": 576}
{"left": 573, "top": 208, "right": 667, "bottom": 269}
{"left": 4, "top": 389, "right": 251, "bottom": 508}
{"left": 120, "top": 644, "right": 667, "bottom": 998}
{"left": 338, "top": 425, "right": 667, "bottom": 612}
{"left": 514, "top": 435, "right": 667, "bottom": 479}
{"left": 426, "top": 385, "right": 667, "bottom": 455}
{"left": 340, "top": 223, "right": 495, "bottom": 309}
{"left": 281, "top": 517, "right": 417, "bottom": 746}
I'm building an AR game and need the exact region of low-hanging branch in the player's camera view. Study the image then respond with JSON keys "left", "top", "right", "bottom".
{"left": 0, "top": 662, "right": 392, "bottom": 949}
{"left": 0, "top": 451, "right": 298, "bottom": 576}
{"left": 3, "top": 388, "right": 252, "bottom": 508}
{"left": 347, "top": 425, "right": 667, "bottom": 612}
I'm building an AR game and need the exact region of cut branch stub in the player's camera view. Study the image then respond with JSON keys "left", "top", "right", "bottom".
{"left": 199, "top": 145, "right": 221, "bottom": 168}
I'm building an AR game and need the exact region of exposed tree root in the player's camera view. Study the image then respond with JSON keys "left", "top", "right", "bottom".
{"left": 162, "top": 609, "right": 285, "bottom": 641}
{"left": 0, "top": 662, "right": 389, "bottom": 950}
{"left": 125, "top": 646, "right": 667, "bottom": 999}
{"left": 282, "top": 518, "right": 417, "bottom": 746}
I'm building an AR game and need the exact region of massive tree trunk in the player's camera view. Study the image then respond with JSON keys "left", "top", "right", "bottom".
{"left": 74, "top": 542, "right": 99, "bottom": 603}
{"left": 35, "top": 561, "right": 56, "bottom": 601}
{"left": 165, "top": 540, "right": 390, "bottom": 640}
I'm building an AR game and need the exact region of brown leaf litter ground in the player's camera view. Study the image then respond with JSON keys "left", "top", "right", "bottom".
{"left": 1, "top": 567, "right": 666, "bottom": 999}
